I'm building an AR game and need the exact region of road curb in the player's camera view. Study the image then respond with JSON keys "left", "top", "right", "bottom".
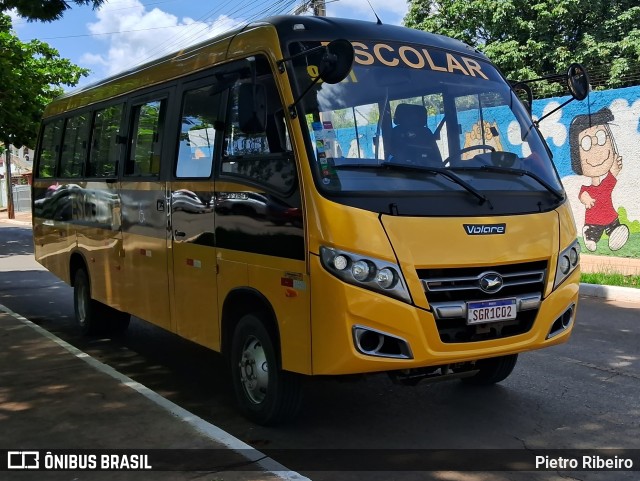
{"left": 0, "top": 303, "right": 309, "bottom": 481}
{"left": 579, "top": 283, "right": 640, "bottom": 303}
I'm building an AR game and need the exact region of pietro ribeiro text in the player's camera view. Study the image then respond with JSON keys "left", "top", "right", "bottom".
{"left": 536, "top": 455, "right": 633, "bottom": 470}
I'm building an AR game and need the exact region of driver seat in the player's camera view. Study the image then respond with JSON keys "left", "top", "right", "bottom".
{"left": 388, "top": 104, "right": 442, "bottom": 166}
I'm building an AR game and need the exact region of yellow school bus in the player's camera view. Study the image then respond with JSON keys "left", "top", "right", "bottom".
{"left": 32, "top": 16, "right": 586, "bottom": 425}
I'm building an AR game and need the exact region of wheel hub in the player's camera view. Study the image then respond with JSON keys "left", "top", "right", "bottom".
{"left": 238, "top": 336, "right": 269, "bottom": 404}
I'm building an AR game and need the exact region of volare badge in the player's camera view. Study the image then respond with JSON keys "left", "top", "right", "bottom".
{"left": 463, "top": 223, "right": 506, "bottom": 235}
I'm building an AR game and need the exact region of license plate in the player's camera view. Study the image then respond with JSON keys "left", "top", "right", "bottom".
{"left": 467, "top": 298, "right": 517, "bottom": 325}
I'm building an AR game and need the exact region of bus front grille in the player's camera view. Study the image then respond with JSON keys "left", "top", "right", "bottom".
{"left": 417, "top": 261, "right": 548, "bottom": 343}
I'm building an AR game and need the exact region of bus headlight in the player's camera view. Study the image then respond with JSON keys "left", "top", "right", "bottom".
{"left": 554, "top": 239, "right": 580, "bottom": 289}
{"left": 376, "top": 268, "right": 396, "bottom": 289}
{"left": 320, "top": 246, "right": 411, "bottom": 303}
{"left": 352, "top": 260, "right": 373, "bottom": 282}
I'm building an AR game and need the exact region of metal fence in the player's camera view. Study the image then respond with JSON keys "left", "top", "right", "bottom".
{"left": 12, "top": 185, "right": 31, "bottom": 213}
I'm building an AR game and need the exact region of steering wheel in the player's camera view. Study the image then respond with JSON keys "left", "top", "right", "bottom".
{"left": 459, "top": 144, "right": 496, "bottom": 156}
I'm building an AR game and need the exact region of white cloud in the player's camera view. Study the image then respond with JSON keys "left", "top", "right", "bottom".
{"left": 535, "top": 102, "right": 567, "bottom": 147}
{"left": 85, "top": 0, "right": 242, "bottom": 77}
{"left": 506, "top": 121, "right": 531, "bottom": 157}
{"left": 7, "top": 8, "right": 22, "bottom": 27}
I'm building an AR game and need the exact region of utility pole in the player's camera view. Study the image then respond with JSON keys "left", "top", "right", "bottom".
{"left": 294, "top": 0, "right": 326, "bottom": 16}
{"left": 3, "top": 148, "right": 15, "bottom": 219}
{"left": 313, "top": 0, "right": 326, "bottom": 16}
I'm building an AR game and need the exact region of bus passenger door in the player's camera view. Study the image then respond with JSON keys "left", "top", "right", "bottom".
{"left": 120, "top": 93, "right": 173, "bottom": 330}
{"left": 169, "top": 79, "right": 222, "bottom": 350}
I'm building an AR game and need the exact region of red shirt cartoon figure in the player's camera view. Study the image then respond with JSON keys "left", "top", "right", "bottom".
{"left": 569, "top": 108, "right": 629, "bottom": 251}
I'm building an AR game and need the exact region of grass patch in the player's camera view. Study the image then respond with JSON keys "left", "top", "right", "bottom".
{"left": 578, "top": 232, "right": 640, "bottom": 257}
{"left": 581, "top": 272, "right": 640, "bottom": 289}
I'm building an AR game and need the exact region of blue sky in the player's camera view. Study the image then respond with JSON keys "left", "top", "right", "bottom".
{"left": 10, "top": 0, "right": 409, "bottom": 89}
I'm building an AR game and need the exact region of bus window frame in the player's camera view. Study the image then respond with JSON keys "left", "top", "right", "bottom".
{"left": 58, "top": 108, "right": 93, "bottom": 180}
{"left": 123, "top": 88, "right": 174, "bottom": 180}
{"left": 35, "top": 116, "right": 65, "bottom": 180}
{"left": 171, "top": 75, "right": 227, "bottom": 181}
{"left": 217, "top": 55, "right": 298, "bottom": 197}
{"left": 85, "top": 100, "right": 126, "bottom": 181}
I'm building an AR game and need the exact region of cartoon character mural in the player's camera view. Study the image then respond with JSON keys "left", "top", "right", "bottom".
{"left": 569, "top": 107, "right": 629, "bottom": 251}
{"left": 462, "top": 120, "right": 503, "bottom": 159}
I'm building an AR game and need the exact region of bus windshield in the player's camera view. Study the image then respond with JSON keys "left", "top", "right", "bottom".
{"left": 290, "top": 40, "right": 564, "bottom": 214}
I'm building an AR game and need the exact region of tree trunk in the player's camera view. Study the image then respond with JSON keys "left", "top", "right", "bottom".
{"left": 4, "top": 149, "right": 15, "bottom": 219}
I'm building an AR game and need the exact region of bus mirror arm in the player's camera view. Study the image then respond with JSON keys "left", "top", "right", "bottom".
{"left": 287, "top": 74, "right": 323, "bottom": 119}
{"left": 511, "top": 63, "right": 590, "bottom": 123}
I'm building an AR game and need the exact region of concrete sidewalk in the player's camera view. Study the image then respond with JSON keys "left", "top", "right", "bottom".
{"left": 0, "top": 306, "right": 303, "bottom": 481}
{"left": 0, "top": 209, "right": 32, "bottom": 226}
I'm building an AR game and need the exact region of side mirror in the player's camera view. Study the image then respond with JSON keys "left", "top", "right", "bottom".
{"left": 567, "top": 63, "right": 590, "bottom": 101}
{"left": 278, "top": 39, "right": 355, "bottom": 118}
{"left": 512, "top": 63, "right": 591, "bottom": 125}
{"left": 318, "top": 39, "right": 355, "bottom": 84}
{"left": 238, "top": 83, "right": 266, "bottom": 134}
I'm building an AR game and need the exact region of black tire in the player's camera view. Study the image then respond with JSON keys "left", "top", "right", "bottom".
{"left": 461, "top": 354, "right": 518, "bottom": 386}
{"left": 230, "top": 313, "right": 302, "bottom": 425}
{"left": 73, "top": 268, "right": 130, "bottom": 336}
{"left": 73, "top": 268, "right": 104, "bottom": 336}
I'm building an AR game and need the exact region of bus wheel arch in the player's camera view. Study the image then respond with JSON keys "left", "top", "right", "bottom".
{"left": 70, "top": 252, "right": 130, "bottom": 336}
{"left": 221, "top": 288, "right": 302, "bottom": 425}
{"left": 69, "top": 251, "right": 89, "bottom": 287}
{"left": 221, "top": 288, "right": 281, "bottom": 365}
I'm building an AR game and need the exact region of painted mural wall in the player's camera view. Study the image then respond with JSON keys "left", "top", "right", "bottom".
{"left": 534, "top": 86, "right": 640, "bottom": 258}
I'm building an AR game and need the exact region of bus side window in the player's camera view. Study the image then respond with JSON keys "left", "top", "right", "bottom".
{"left": 126, "top": 99, "right": 166, "bottom": 176}
{"left": 37, "top": 118, "right": 64, "bottom": 178}
{"left": 175, "top": 85, "right": 222, "bottom": 178}
{"left": 59, "top": 112, "right": 90, "bottom": 178}
{"left": 88, "top": 104, "right": 124, "bottom": 177}
{"left": 220, "top": 59, "right": 295, "bottom": 193}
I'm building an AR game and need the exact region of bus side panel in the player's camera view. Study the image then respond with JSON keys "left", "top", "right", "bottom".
{"left": 32, "top": 180, "right": 78, "bottom": 284}
{"left": 119, "top": 181, "right": 172, "bottom": 330}
{"left": 169, "top": 181, "right": 219, "bottom": 350}
{"left": 74, "top": 181, "right": 126, "bottom": 310}
{"left": 215, "top": 180, "right": 311, "bottom": 375}
{"left": 247, "top": 257, "right": 311, "bottom": 375}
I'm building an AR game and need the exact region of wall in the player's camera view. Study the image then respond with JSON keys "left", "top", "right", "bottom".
{"left": 534, "top": 86, "right": 640, "bottom": 258}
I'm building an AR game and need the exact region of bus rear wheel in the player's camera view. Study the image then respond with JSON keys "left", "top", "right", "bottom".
{"left": 73, "top": 268, "right": 130, "bottom": 336}
{"left": 461, "top": 354, "right": 518, "bottom": 385}
{"left": 230, "top": 313, "right": 302, "bottom": 425}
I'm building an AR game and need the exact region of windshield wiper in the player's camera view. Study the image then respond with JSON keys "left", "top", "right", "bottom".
{"left": 380, "top": 162, "right": 491, "bottom": 207}
{"left": 473, "top": 165, "right": 565, "bottom": 202}
{"left": 332, "top": 162, "right": 380, "bottom": 169}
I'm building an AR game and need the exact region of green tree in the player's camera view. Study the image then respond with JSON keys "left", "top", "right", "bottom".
{"left": 405, "top": 0, "right": 640, "bottom": 91}
{"left": 0, "top": 14, "right": 88, "bottom": 148}
{"left": 1, "top": 13, "right": 87, "bottom": 216}
{"left": 0, "top": 0, "right": 105, "bottom": 22}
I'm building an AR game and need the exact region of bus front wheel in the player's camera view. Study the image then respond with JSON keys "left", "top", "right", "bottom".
{"left": 461, "top": 354, "right": 518, "bottom": 385}
{"left": 230, "top": 313, "right": 302, "bottom": 425}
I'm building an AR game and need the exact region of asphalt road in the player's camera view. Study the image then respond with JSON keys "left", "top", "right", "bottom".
{"left": 1, "top": 223, "right": 638, "bottom": 481}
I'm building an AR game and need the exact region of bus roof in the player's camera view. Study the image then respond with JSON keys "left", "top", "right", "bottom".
{"left": 43, "top": 15, "right": 487, "bottom": 118}
{"left": 268, "top": 15, "right": 482, "bottom": 56}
